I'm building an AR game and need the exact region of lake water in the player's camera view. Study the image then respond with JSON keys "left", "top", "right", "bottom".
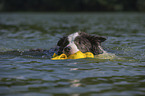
{"left": 0, "top": 13, "right": 145, "bottom": 96}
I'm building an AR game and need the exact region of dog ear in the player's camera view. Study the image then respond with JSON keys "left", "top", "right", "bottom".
{"left": 88, "top": 36, "right": 106, "bottom": 55}
{"left": 79, "top": 32, "right": 106, "bottom": 43}
{"left": 87, "top": 35, "right": 107, "bottom": 43}
{"left": 97, "top": 36, "right": 107, "bottom": 43}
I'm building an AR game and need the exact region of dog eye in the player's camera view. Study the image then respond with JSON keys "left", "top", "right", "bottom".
{"left": 57, "top": 36, "right": 69, "bottom": 47}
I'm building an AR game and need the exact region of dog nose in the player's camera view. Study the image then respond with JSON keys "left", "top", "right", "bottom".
{"left": 64, "top": 46, "right": 71, "bottom": 52}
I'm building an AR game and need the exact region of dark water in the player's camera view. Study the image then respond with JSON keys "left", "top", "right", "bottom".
{"left": 0, "top": 13, "right": 145, "bottom": 96}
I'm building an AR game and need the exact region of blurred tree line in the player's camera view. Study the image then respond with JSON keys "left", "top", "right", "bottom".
{"left": 0, "top": 0, "right": 145, "bottom": 12}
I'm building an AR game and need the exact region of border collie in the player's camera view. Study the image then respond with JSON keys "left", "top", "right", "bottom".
{"left": 56, "top": 32, "right": 106, "bottom": 56}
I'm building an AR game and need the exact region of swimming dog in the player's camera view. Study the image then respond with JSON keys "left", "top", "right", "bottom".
{"left": 56, "top": 32, "right": 106, "bottom": 56}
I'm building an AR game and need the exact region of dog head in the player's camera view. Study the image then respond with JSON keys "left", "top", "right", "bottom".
{"left": 57, "top": 32, "right": 106, "bottom": 56}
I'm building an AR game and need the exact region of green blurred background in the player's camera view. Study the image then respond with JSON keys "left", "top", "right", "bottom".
{"left": 0, "top": 0, "right": 145, "bottom": 12}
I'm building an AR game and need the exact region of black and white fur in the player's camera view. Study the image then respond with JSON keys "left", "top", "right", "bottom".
{"left": 57, "top": 32, "right": 106, "bottom": 56}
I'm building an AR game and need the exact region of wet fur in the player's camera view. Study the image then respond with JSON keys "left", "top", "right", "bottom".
{"left": 57, "top": 32, "right": 106, "bottom": 55}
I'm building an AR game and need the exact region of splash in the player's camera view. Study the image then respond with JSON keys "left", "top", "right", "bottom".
{"left": 95, "top": 52, "right": 117, "bottom": 60}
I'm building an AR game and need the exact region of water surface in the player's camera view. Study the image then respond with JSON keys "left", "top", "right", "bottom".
{"left": 0, "top": 12, "right": 145, "bottom": 96}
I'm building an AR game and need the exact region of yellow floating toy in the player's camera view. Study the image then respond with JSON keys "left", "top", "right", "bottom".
{"left": 51, "top": 51, "right": 94, "bottom": 60}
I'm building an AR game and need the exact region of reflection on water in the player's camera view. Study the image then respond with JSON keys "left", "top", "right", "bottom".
{"left": 0, "top": 13, "right": 145, "bottom": 96}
